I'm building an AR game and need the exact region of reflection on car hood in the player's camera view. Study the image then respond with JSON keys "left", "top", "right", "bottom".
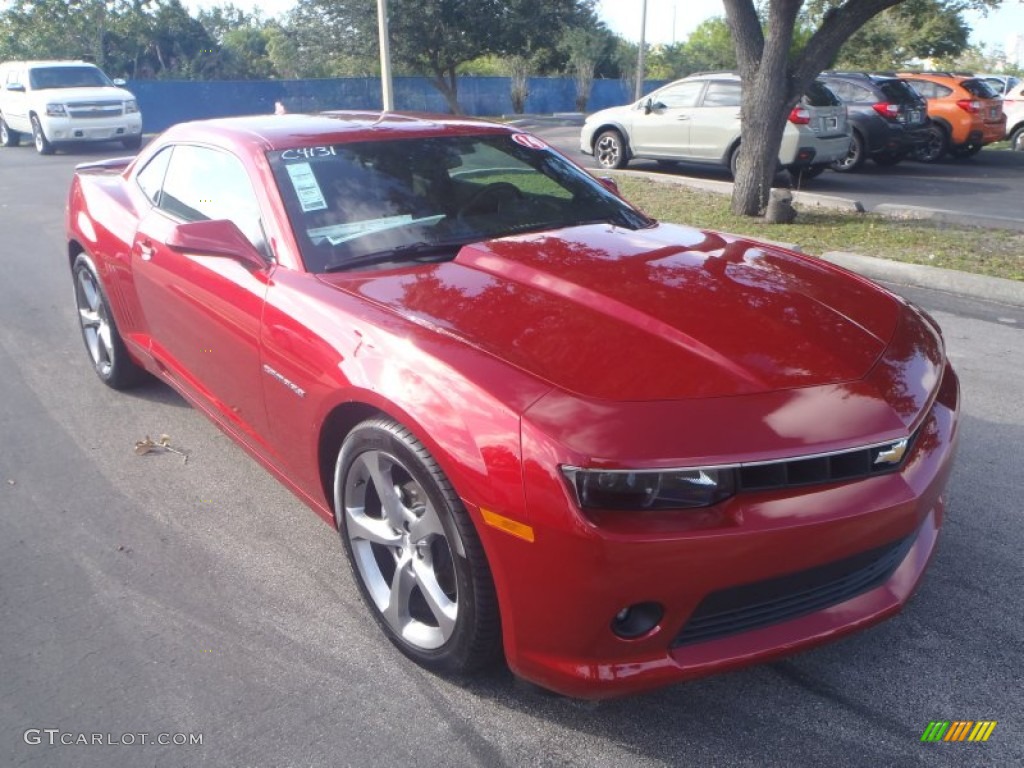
{"left": 322, "top": 223, "right": 902, "bottom": 401}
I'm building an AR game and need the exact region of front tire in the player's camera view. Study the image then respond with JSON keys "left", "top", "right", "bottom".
{"left": 122, "top": 135, "right": 142, "bottom": 150}
{"left": 0, "top": 116, "right": 20, "bottom": 147}
{"left": 1011, "top": 126, "right": 1024, "bottom": 152}
{"left": 72, "top": 253, "right": 146, "bottom": 389}
{"left": 594, "top": 129, "right": 628, "bottom": 170}
{"left": 334, "top": 418, "right": 501, "bottom": 674}
{"left": 31, "top": 115, "right": 54, "bottom": 155}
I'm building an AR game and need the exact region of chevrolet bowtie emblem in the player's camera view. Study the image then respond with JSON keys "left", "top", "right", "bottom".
{"left": 874, "top": 438, "right": 909, "bottom": 466}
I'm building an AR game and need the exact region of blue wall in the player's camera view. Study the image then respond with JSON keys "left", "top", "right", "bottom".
{"left": 129, "top": 76, "right": 669, "bottom": 133}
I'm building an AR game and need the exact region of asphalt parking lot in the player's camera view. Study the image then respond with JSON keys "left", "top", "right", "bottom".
{"left": 536, "top": 123, "right": 1024, "bottom": 224}
{"left": 1, "top": 142, "right": 1022, "bottom": 767}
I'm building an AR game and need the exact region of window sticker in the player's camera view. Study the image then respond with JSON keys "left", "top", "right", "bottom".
{"left": 307, "top": 214, "right": 445, "bottom": 246}
{"left": 511, "top": 133, "right": 548, "bottom": 150}
{"left": 285, "top": 162, "right": 327, "bottom": 212}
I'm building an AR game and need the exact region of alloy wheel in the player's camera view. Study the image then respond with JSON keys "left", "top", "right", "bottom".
{"left": 75, "top": 267, "right": 114, "bottom": 378}
{"left": 343, "top": 448, "right": 459, "bottom": 650}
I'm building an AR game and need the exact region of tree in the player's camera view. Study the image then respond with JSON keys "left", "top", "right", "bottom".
{"left": 723, "top": 0, "right": 999, "bottom": 218}
{"left": 560, "top": 26, "right": 615, "bottom": 112}
{"left": 831, "top": 0, "right": 971, "bottom": 70}
{"left": 287, "top": 0, "right": 600, "bottom": 112}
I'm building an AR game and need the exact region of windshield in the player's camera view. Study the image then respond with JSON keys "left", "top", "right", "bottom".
{"left": 28, "top": 65, "right": 114, "bottom": 90}
{"left": 269, "top": 132, "right": 652, "bottom": 273}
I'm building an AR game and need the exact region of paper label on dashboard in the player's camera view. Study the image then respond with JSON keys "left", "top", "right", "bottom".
{"left": 285, "top": 162, "right": 328, "bottom": 212}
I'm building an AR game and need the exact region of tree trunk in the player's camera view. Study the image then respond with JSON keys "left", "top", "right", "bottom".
{"left": 731, "top": 96, "right": 793, "bottom": 216}
{"left": 723, "top": 0, "right": 908, "bottom": 218}
{"left": 428, "top": 66, "right": 461, "bottom": 114}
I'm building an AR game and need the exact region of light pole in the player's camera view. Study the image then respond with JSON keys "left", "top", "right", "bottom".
{"left": 377, "top": 0, "right": 394, "bottom": 111}
{"left": 634, "top": 0, "right": 647, "bottom": 101}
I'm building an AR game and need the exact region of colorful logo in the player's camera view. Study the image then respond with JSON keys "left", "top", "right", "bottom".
{"left": 921, "top": 721, "right": 997, "bottom": 742}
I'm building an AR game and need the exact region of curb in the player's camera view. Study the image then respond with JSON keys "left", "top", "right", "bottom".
{"left": 821, "top": 251, "right": 1024, "bottom": 308}
{"left": 873, "top": 204, "right": 1024, "bottom": 233}
{"left": 606, "top": 169, "right": 1024, "bottom": 308}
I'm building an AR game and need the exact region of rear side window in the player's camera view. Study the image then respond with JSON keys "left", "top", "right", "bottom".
{"left": 960, "top": 79, "right": 998, "bottom": 99}
{"left": 135, "top": 147, "right": 172, "bottom": 206}
{"left": 826, "top": 80, "right": 874, "bottom": 103}
{"left": 878, "top": 80, "right": 923, "bottom": 105}
{"left": 905, "top": 80, "right": 952, "bottom": 99}
{"left": 803, "top": 81, "right": 840, "bottom": 107}
{"left": 701, "top": 82, "right": 742, "bottom": 107}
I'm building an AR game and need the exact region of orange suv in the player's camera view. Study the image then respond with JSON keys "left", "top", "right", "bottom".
{"left": 897, "top": 72, "right": 1006, "bottom": 161}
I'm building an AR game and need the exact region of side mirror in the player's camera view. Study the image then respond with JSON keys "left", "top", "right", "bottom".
{"left": 112, "top": 78, "right": 127, "bottom": 86}
{"left": 166, "top": 219, "right": 267, "bottom": 270}
{"left": 643, "top": 98, "right": 653, "bottom": 115}
{"left": 6, "top": 83, "right": 25, "bottom": 92}
{"left": 598, "top": 176, "right": 619, "bottom": 195}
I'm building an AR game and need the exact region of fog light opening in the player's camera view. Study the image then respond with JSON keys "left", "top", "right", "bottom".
{"left": 610, "top": 602, "right": 664, "bottom": 639}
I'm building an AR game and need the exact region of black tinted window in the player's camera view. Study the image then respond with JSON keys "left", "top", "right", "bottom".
{"left": 878, "top": 80, "right": 923, "bottom": 104}
{"left": 28, "top": 66, "right": 111, "bottom": 89}
{"left": 961, "top": 79, "right": 998, "bottom": 99}
{"left": 804, "top": 81, "right": 840, "bottom": 106}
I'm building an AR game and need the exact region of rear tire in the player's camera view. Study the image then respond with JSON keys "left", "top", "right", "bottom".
{"left": 831, "top": 131, "right": 866, "bottom": 172}
{"left": 911, "top": 124, "right": 948, "bottom": 163}
{"left": 335, "top": 418, "right": 501, "bottom": 674}
{"left": 31, "top": 115, "right": 54, "bottom": 155}
{"left": 594, "top": 129, "right": 628, "bottom": 170}
{"left": 0, "top": 116, "right": 20, "bottom": 147}
{"left": 72, "top": 253, "right": 147, "bottom": 389}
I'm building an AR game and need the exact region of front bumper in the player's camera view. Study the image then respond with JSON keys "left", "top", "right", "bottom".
{"left": 41, "top": 114, "right": 143, "bottom": 144}
{"left": 479, "top": 363, "right": 959, "bottom": 699}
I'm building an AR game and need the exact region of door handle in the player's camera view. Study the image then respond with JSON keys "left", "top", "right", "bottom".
{"left": 676, "top": 116, "right": 690, "bottom": 121}
{"left": 138, "top": 241, "right": 154, "bottom": 261}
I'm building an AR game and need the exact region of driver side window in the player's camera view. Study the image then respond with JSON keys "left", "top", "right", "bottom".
{"left": 158, "top": 145, "right": 268, "bottom": 255}
{"left": 649, "top": 82, "right": 704, "bottom": 109}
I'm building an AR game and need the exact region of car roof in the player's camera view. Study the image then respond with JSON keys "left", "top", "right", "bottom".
{"left": 158, "top": 112, "right": 517, "bottom": 154}
{"left": 4, "top": 60, "right": 99, "bottom": 68}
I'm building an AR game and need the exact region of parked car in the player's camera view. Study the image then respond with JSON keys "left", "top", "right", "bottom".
{"left": 975, "top": 74, "right": 1021, "bottom": 98}
{"left": 897, "top": 72, "right": 1006, "bottom": 161}
{"left": 817, "top": 72, "right": 930, "bottom": 171}
{"left": 0, "top": 59, "right": 142, "bottom": 154}
{"left": 67, "top": 113, "right": 959, "bottom": 699}
{"left": 1002, "top": 80, "right": 1024, "bottom": 151}
{"left": 580, "top": 72, "right": 850, "bottom": 180}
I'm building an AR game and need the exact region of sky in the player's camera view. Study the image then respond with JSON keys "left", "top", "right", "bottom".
{"left": 183, "top": 0, "right": 1024, "bottom": 58}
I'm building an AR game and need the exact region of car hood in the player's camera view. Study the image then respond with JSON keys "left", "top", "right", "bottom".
{"left": 319, "top": 223, "right": 901, "bottom": 402}
{"left": 41, "top": 85, "right": 135, "bottom": 104}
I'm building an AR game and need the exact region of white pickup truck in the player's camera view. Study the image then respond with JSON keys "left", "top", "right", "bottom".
{"left": 0, "top": 60, "right": 143, "bottom": 155}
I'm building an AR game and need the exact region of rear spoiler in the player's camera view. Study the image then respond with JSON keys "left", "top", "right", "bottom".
{"left": 74, "top": 156, "right": 134, "bottom": 174}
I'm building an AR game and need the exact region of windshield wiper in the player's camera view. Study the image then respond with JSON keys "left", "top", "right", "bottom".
{"left": 323, "top": 240, "right": 468, "bottom": 273}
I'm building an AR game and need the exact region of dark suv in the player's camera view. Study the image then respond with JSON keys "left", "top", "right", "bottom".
{"left": 817, "top": 72, "right": 930, "bottom": 171}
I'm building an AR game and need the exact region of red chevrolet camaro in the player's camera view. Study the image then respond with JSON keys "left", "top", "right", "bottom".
{"left": 66, "top": 112, "right": 959, "bottom": 698}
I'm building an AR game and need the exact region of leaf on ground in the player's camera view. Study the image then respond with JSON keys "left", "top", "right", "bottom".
{"left": 134, "top": 434, "right": 190, "bottom": 464}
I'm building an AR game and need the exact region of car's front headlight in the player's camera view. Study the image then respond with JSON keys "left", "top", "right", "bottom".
{"left": 124, "top": 99, "right": 139, "bottom": 114}
{"left": 562, "top": 466, "right": 736, "bottom": 510}
{"left": 46, "top": 103, "right": 67, "bottom": 117}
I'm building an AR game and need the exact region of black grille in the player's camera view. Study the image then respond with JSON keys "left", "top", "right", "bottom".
{"left": 672, "top": 532, "right": 916, "bottom": 647}
{"left": 737, "top": 430, "right": 918, "bottom": 493}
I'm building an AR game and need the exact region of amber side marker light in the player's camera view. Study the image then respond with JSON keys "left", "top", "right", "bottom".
{"left": 480, "top": 508, "right": 535, "bottom": 543}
